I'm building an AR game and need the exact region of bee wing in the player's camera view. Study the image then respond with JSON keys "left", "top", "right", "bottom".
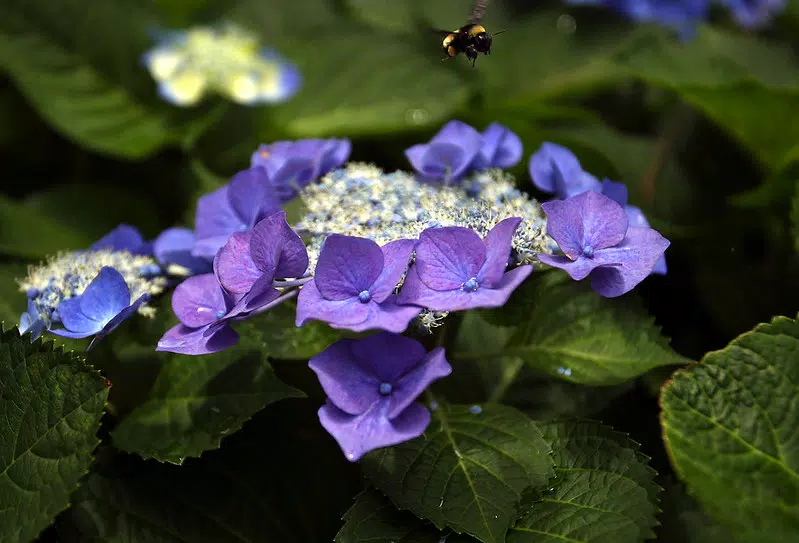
{"left": 468, "top": 0, "right": 489, "bottom": 23}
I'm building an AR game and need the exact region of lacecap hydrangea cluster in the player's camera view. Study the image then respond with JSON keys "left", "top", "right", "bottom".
{"left": 16, "top": 121, "right": 670, "bottom": 461}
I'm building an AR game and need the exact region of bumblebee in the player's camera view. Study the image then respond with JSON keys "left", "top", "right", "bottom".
{"left": 435, "top": 0, "right": 504, "bottom": 67}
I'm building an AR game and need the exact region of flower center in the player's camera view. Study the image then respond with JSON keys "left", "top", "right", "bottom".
{"left": 462, "top": 277, "right": 479, "bottom": 292}
{"left": 583, "top": 245, "right": 595, "bottom": 258}
{"left": 358, "top": 290, "right": 372, "bottom": 303}
{"left": 378, "top": 382, "right": 393, "bottom": 395}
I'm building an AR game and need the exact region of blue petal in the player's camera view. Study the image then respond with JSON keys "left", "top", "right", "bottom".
{"left": 79, "top": 267, "right": 131, "bottom": 323}
{"left": 56, "top": 297, "right": 102, "bottom": 336}
{"left": 153, "top": 227, "right": 212, "bottom": 274}
{"left": 89, "top": 294, "right": 149, "bottom": 350}
{"left": 91, "top": 224, "right": 147, "bottom": 253}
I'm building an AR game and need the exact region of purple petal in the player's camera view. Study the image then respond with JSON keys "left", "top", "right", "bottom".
{"left": 215, "top": 231, "right": 261, "bottom": 294}
{"left": 318, "top": 139, "right": 351, "bottom": 173}
{"left": 227, "top": 167, "right": 281, "bottom": 226}
{"left": 296, "top": 279, "right": 370, "bottom": 328}
{"left": 405, "top": 144, "right": 431, "bottom": 176}
{"left": 172, "top": 274, "right": 227, "bottom": 328}
{"left": 398, "top": 264, "right": 532, "bottom": 311}
{"left": 91, "top": 224, "right": 145, "bottom": 253}
{"left": 414, "top": 227, "right": 485, "bottom": 290}
{"left": 91, "top": 294, "right": 149, "bottom": 347}
{"left": 601, "top": 179, "right": 629, "bottom": 207}
{"left": 194, "top": 185, "right": 241, "bottom": 242}
{"left": 538, "top": 253, "right": 600, "bottom": 281}
{"left": 419, "top": 142, "right": 476, "bottom": 181}
{"left": 318, "top": 401, "right": 431, "bottom": 462}
{"left": 387, "top": 346, "right": 451, "bottom": 419}
{"left": 652, "top": 256, "right": 668, "bottom": 275}
{"left": 529, "top": 143, "right": 601, "bottom": 198}
{"left": 475, "top": 123, "right": 523, "bottom": 170}
{"left": 239, "top": 274, "right": 281, "bottom": 313}
{"left": 55, "top": 297, "right": 101, "bottom": 336}
{"left": 543, "top": 191, "right": 628, "bottom": 259}
{"left": 342, "top": 296, "right": 420, "bottom": 334}
{"left": 270, "top": 156, "right": 317, "bottom": 196}
{"left": 349, "top": 332, "right": 428, "bottom": 383}
{"left": 156, "top": 322, "right": 239, "bottom": 355}
{"left": 79, "top": 267, "right": 131, "bottom": 322}
{"left": 431, "top": 120, "right": 483, "bottom": 149}
{"left": 587, "top": 227, "right": 670, "bottom": 297}
{"left": 369, "top": 239, "right": 416, "bottom": 303}
{"left": 479, "top": 217, "right": 520, "bottom": 287}
{"left": 314, "top": 235, "right": 384, "bottom": 300}
{"left": 252, "top": 211, "right": 308, "bottom": 279}
{"left": 191, "top": 235, "right": 231, "bottom": 261}
{"left": 153, "top": 227, "right": 211, "bottom": 274}
{"left": 309, "top": 339, "right": 381, "bottom": 415}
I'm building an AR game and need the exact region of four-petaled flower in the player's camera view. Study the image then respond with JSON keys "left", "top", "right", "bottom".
{"left": 51, "top": 267, "right": 149, "bottom": 348}
{"left": 406, "top": 121, "right": 522, "bottom": 183}
{"left": 538, "top": 191, "right": 669, "bottom": 297}
{"left": 309, "top": 332, "right": 452, "bottom": 461}
{"left": 192, "top": 166, "right": 281, "bottom": 260}
{"left": 398, "top": 217, "right": 533, "bottom": 311}
{"left": 215, "top": 211, "right": 309, "bottom": 312}
{"left": 296, "top": 235, "right": 419, "bottom": 332}
{"left": 156, "top": 274, "right": 247, "bottom": 355}
{"left": 251, "top": 138, "right": 351, "bottom": 202}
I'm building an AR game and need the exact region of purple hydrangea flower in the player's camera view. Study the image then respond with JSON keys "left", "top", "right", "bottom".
{"left": 566, "top": 0, "right": 708, "bottom": 39}
{"left": 538, "top": 191, "right": 670, "bottom": 297}
{"left": 215, "top": 211, "right": 309, "bottom": 312}
{"left": 192, "top": 167, "right": 281, "bottom": 260}
{"left": 309, "top": 332, "right": 452, "bottom": 461}
{"left": 156, "top": 274, "right": 247, "bottom": 355}
{"left": 251, "top": 138, "right": 351, "bottom": 202}
{"left": 91, "top": 224, "right": 151, "bottom": 255}
{"left": 152, "top": 227, "right": 212, "bottom": 275}
{"left": 528, "top": 142, "right": 602, "bottom": 199}
{"left": 719, "top": 0, "right": 785, "bottom": 28}
{"left": 50, "top": 267, "right": 149, "bottom": 348}
{"left": 406, "top": 121, "right": 522, "bottom": 183}
{"left": 296, "top": 235, "right": 419, "bottom": 333}
{"left": 397, "top": 217, "right": 533, "bottom": 312}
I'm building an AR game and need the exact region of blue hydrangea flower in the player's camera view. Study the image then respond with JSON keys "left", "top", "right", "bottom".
{"left": 397, "top": 218, "right": 533, "bottom": 312}
{"left": 153, "top": 227, "right": 212, "bottom": 275}
{"left": 18, "top": 299, "right": 47, "bottom": 341}
{"left": 156, "top": 274, "right": 247, "bottom": 355}
{"left": 405, "top": 121, "right": 523, "bottom": 184}
{"left": 309, "top": 332, "right": 452, "bottom": 461}
{"left": 566, "top": 0, "right": 709, "bottom": 38}
{"left": 91, "top": 224, "right": 151, "bottom": 255}
{"left": 50, "top": 267, "right": 149, "bottom": 348}
{"left": 192, "top": 166, "right": 281, "bottom": 260}
{"left": 296, "top": 235, "right": 420, "bottom": 333}
{"left": 142, "top": 24, "right": 301, "bottom": 106}
{"left": 538, "top": 191, "right": 670, "bottom": 297}
{"left": 251, "top": 139, "right": 351, "bottom": 202}
{"left": 214, "top": 211, "right": 309, "bottom": 312}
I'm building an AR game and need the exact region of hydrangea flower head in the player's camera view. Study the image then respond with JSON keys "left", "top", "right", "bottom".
{"left": 398, "top": 218, "right": 533, "bottom": 312}
{"left": 193, "top": 166, "right": 281, "bottom": 260}
{"left": 156, "top": 274, "right": 247, "bottom": 355}
{"left": 539, "top": 191, "right": 670, "bottom": 297}
{"left": 296, "top": 235, "right": 419, "bottom": 333}
{"left": 251, "top": 139, "right": 351, "bottom": 202}
{"left": 142, "top": 24, "right": 301, "bottom": 106}
{"left": 18, "top": 248, "right": 167, "bottom": 340}
{"left": 405, "top": 121, "right": 522, "bottom": 183}
{"left": 309, "top": 332, "right": 452, "bottom": 461}
{"left": 50, "top": 267, "right": 149, "bottom": 347}
{"left": 215, "top": 211, "right": 308, "bottom": 311}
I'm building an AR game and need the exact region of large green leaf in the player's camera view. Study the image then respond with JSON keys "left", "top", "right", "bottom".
{"left": 111, "top": 323, "right": 303, "bottom": 465}
{"left": 0, "top": 264, "right": 29, "bottom": 329}
{"left": 510, "top": 420, "right": 661, "bottom": 543}
{"left": 792, "top": 180, "right": 799, "bottom": 254}
{"left": 660, "top": 314, "right": 799, "bottom": 542}
{"left": 495, "top": 272, "right": 690, "bottom": 386}
{"left": 72, "top": 402, "right": 359, "bottom": 543}
{"left": 362, "top": 403, "right": 554, "bottom": 543}
{"left": 0, "top": 328, "right": 109, "bottom": 543}
{"left": 0, "top": 0, "right": 173, "bottom": 158}
{"left": 657, "top": 478, "right": 735, "bottom": 543}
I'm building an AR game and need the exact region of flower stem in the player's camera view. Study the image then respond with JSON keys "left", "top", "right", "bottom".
{"left": 641, "top": 102, "right": 694, "bottom": 206}
{"left": 246, "top": 288, "right": 299, "bottom": 318}
{"left": 274, "top": 276, "right": 313, "bottom": 288}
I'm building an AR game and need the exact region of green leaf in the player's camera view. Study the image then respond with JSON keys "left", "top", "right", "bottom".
{"left": 510, "top": 420, "right": 661, "bottom": 542}
{"left": 792, "top": 181, "right": 799, "bottom": 254}
{"left": 657, "top": 478, "right": 735, "bottom": 543}
{"left": 502, "top": 272, "right": 690, "bottom": 385}
{"left": 336, "top": 488, "right": 445, "bottom": 543}
{"left": 111, "top": 324, "right": 303, "bottom": 464}
{"left": 362, "top": 403, "right": 555, "bottom": 543}
{"left": 660, "top": 314, "right": 799, "bottom": 542}
{"left": 269, "top": 28, "right": 468, "bottom": 136}
{"left": 344, "top": 0, "right": 417, "bottom": 34}
{"left": 0, "top": 264, "right": 28, "bottom": 328}
{"left": 613, "top": 25, "right": 799, "bottom": 89}
{"left": 72, "top": 402, "right": 359, "bottom": 543}
{"left": 0, "top": 194, "right": 94, "bottom": 258}
{"left": 0, "top": 0, "right": 173, "bottom": 158}
{"left": 0, "top": 328, "right": 109, "bottom": 543}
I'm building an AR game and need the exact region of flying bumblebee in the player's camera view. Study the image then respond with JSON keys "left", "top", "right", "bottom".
{"left": 434, "top": 0, "right": 505, "bottom": 67}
